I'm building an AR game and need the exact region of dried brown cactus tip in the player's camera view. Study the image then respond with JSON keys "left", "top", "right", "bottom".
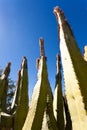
{"left": 56, "top": 54, "right": 60, "bottom": 61}
{"left": 39, "top": 37, "right": 44, "bottom": 46}
{"left": 39, "top": 37, "right": 45, "bottom": 57}
{"left": 18, "top": 70, "right": 21, "bottom": 75}
{"left": 53, "top": 6, "right": 62, "bottom": 14}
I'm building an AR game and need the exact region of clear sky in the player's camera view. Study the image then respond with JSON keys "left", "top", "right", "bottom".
{"left": 0, "top": 0, "right": 87, "bottom": 98}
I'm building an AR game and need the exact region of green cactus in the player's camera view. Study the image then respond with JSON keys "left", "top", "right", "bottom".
{"left": 14, "top": 57, "right": 29, "bottom": 130}
{"left": 54, "top": 6, "right": 87, "bottom": 130}
{"left": 22, "top": 38, "right": 58, "bottom": 130}
{"left": 53, "top": 55, "right": 65, "bottom": 130}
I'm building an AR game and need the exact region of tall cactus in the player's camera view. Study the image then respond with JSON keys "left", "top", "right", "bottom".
{"left": 54, "top": 6, "right": 87, "bottom": 130}
{"left": 0, "top": 62, "right": 14, "bottom": 130}
{"left": 53, "top": 55, "right": 64, "bottom": 130}
{"left": 0, "top": 62, "right": 11, "bottom": 105}
{"left": 14, "top": 57, "right": 29, "bottom": 130}
{"left": 22, "top": 38, "right": 58, "bottom": 130}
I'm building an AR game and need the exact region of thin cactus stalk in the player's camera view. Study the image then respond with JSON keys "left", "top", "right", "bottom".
{"left": 54, "top": 6, "right": 87, "bottom": 130}
{"left": 53, "top": 55, "right": 65, "bottom": 130}
{"left": 14, "top": 57, "right": 29, "bottom": 130}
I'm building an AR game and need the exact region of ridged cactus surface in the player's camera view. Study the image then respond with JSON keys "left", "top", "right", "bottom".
{"left": 53, "top": 55, "right": 64, "bottom": 130}
{"left": 54, "top": 6, "right": 87, "bottom": 130}
{"left": 0, "top": 5, "right": 87, "bottom": 130}
{"left": 14, "top": 57, "right": 29, "bottom": 130}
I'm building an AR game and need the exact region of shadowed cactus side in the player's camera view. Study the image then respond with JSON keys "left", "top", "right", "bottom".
{"left": 53, "top": 55, "right": 64, "bottom": 130}
{"left": 0, "top": 62, "right": 13, "bottom": 130}
{"left": 54, "top": 6, "right": 87, "bottom": 130}
{"left": 63, "top": 95, "right": 72, "bottom": 130}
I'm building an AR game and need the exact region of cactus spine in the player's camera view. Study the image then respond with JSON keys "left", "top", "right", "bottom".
{"left": 54, "top": 6, "right": 87, "bottom": 130}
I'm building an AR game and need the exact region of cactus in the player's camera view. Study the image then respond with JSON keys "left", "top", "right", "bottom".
{"left": 63, "top": 95, "right": 72, "bottom": 130}
{"left": 14, "top": 57, "right": 29, "bottom": 130}
{"left": 22, "top": 38, "right": 48, "bottom": 130}
{"left": 54, "top": 6, "right": 87, "bottom": 130}
{"left": 0, "top": 5, "right": 87, "bottom": 130}
{"left": 0, "top": 63, "right": 14, "bottom": 130}
{"left": 22, "top": 38, "right": 58, "bottom": 130}
{"left": 53, "top": 55, "right": 65, "bottom": 130}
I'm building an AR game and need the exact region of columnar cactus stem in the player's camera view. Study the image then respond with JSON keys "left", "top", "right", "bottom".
{"left": 53, "top": 54, "right": 64, "bottom": 130}
{"left": 22, "top": 38, "right": 58, "bottom": 130}
{"left": 0, "top": 62, "right": 11, "bottom": 100}
{"left": 54, "top": 6, "right": 87, "bottom": 130}
{"left": 14, "top": 57, "right": 29, "bottom": 130}
{"left": 0, "top": 62, "right": 13, "bottom": 129}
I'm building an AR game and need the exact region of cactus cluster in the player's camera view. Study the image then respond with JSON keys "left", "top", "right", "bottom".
{"left": 0, "top": 6, "right": 87, "bottom": 130}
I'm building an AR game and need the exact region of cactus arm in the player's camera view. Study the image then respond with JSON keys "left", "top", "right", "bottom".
{"left": 54, "top": 6, "right": 87, "bottom": 130}
{"left": 14, "top": 57, "right": 29, "bottom": 130}
{"left": 53, "top": 55, "right": 65, "bottom": 130}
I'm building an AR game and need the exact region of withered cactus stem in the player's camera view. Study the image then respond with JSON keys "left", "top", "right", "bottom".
{"left": 54, "top": 6, "right": 87, "bottom": 130}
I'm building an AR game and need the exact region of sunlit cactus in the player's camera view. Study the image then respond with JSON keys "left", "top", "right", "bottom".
{"left": 0, "top": 5, "right": 87, "bottom": 130}
{"left": 14, "top": 57, "right": 29, "bottom": 130}
{"left": 53, "top": 54, "right": 65, "bottom": 130}
{"left": 54, "top": 6, "right": 87, "bottom": 130}
{"left": 22, "top": 38, "right": 58, "bottom": 130}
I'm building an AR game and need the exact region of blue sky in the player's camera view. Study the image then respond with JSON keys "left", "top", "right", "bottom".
{"left": 0, "top": 0, "right": 87, "bottom": 98}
